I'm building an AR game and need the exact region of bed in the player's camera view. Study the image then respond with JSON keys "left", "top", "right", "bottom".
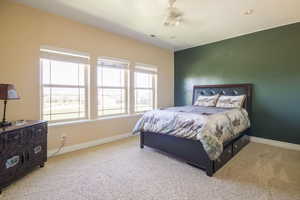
{"left": 134, "top": 84, "right": 252, "bottom": 176}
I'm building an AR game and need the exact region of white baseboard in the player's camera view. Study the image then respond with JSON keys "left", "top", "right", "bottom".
{"left": 250, "top": 136, "right": 300, "bottom": 151}
{"left": 47, "top": 134, "right": 300, "bottom": 158}
{"left": 48, "top": 133, "right": 133, "bottom": 157}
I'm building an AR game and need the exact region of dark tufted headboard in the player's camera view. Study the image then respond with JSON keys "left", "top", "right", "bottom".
{"left": 192, "top": 84, "right": 253, "bottom": 117}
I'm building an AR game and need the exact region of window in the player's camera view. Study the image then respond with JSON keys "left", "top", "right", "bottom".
{"left": 39, "top": 46, "right": 159, "bottom": 123}
{"left": 40, "top": 48, "right": 89, "bottom": 122}
{"left": 97, "top": 58, "right": 129, "bottom": 117}
{"left": 134, "top": 65, "right": 157, "bottom": 112}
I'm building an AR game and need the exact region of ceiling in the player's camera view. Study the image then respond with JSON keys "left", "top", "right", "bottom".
{"left": 14, "top": 0, "right": 300, "bottom": 51}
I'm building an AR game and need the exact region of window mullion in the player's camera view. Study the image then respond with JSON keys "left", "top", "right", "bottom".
{"left": 40, "top": 60, "right": 44, "bottom": 120}
{"left": 97, "top": 86, "right": 125, "bottom": 89}
{"left": 152, "top": 74, "right": 156, "bottom": 109}
{"left": 135, "top": 87, "right": 152, "bottom": 90}
{"left": 43, "top": 84, "right": 85, "bottom": 88}
{"left": 85, "top": 63, "right": 90, "bottom": 119}
{"left": 49, "top": 60, "right": 52, "bottom": 121}
{"left": 101, "top": 66, "right": 104, "bottom": 115}
{"left": 77, "top": 63, "right": 80, "bottom": 119}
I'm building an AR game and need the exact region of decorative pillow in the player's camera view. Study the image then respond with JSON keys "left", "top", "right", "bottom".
{"left": 194, "top": 94, "right": 220, "bottom": 107}
{"left": 216, "top": 95, "right": 246, "bottom": 108}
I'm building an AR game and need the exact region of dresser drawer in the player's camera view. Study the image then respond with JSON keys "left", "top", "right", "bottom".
{"left": 233, "top": 135, "right": 249, "bottom": 155}
{"left": 3, "top": 131, "right": 23, "bottom": 151}
{"left": 0, "top": 135, "right": 5, "bottom": 153}
{"left": 28, "top": 141, "right": 47, "bottom": 166}
{"left": 0, "top": 169, "right": 19, "bottom": 189}
{"left": 0, "top": 150, "right": 23, "bottom": 176}
{"left": 0, "top": 171, "right": 13, "bottom": 186}
{"left": 32, "top": 123, "right": 47, "bottom": 142}
{"left": 214, "top": 144, "right": 233, "bottom": 171}
{"left": 22, "top": 126, "right": 34, "bottom": 143}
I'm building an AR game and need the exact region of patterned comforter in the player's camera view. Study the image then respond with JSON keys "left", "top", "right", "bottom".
{"left": 132, "top": 106, "right": 250, "bottom": 160}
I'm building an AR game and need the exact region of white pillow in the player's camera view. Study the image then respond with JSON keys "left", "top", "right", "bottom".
{"left": 194, "top": 94, "right": 220, "bottom": 107}
{"left": 216, "top": 95, "right": 246, "bottom": 108}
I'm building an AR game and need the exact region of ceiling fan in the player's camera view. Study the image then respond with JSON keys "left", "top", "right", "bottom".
{"left": 163, "top": 0, "right": 183, "bottom": 27}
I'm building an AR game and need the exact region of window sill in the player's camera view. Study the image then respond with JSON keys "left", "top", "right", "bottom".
{"left": 97, "top": 113, "right": 142, "bottom": 120}
{"left": 48, "top": 113, "right": 143, "bottom": 128}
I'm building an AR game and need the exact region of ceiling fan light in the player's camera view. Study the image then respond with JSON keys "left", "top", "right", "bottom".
{"left": 164, "top": 21, "right": 170, "bottom": 26}
{"left": 164, "top": 18, "right": 181, "bottom": 27}
{"left": 174, "top": 20, "right": 181, "bottom": 26}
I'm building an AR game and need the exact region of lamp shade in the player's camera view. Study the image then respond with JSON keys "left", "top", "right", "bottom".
{"left": 0, "top": 84, "right": 20, "bottom": 100}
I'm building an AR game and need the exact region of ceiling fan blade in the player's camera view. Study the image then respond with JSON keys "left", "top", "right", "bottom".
{"left": 164, "top": 0, "right": 183, "bottom": 27}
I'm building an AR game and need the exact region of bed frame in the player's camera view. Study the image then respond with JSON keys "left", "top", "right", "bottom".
{"left": 140, "top": 84, "right": 252, "bottom": 176}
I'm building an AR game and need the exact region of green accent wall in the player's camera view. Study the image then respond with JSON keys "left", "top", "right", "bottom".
{"left": 175, "top": 22, "right": 300, "bottom": 144}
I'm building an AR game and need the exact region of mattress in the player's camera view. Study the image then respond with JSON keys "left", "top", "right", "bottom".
{"left": 132, "top": 105, "right": 250, "bottom": 160}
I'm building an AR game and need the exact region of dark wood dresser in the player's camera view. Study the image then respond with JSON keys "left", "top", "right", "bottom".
{"left": 0, "top": 120, "right": 47, "bottom": 193}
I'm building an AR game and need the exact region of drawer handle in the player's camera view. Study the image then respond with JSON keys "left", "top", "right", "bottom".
{"left": 8, "top": 135, "right": 19, "bottom": 140}
{"left": 6, "top": 155, "right": 20, "bottom": 169}
{"left": 34, "top": 145, "right": 42, "bottom": 154}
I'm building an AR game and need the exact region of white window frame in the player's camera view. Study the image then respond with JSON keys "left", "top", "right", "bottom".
{"left": 96, "top": 57, "right": 130, "bottom": 118}
{"left": 134, "top": 64, "right": 157, "bottom": 113}
{"left": 40, "top": 47, "right": 90, "bottom": 123}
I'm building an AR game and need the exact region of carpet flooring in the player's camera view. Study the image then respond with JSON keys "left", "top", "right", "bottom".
{"left": 1, "top": 136, "right": 300, "bottom": 200}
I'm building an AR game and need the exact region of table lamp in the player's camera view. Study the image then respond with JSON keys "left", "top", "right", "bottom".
{"left": 0, "top": 84, "right": 20, "bottom": 127}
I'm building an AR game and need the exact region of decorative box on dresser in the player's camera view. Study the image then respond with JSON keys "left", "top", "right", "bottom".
{"left": 0, "top": 120, "right": 47, "bottom": 194}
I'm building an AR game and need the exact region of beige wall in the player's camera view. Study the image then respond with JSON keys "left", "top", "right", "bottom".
{"left": 0, "top": 0, "right": 174, "bottom": 150}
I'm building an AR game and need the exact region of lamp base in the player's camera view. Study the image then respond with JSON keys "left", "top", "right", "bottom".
{"left": 0, "top": 121, "right": 12, "bottom": 128}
